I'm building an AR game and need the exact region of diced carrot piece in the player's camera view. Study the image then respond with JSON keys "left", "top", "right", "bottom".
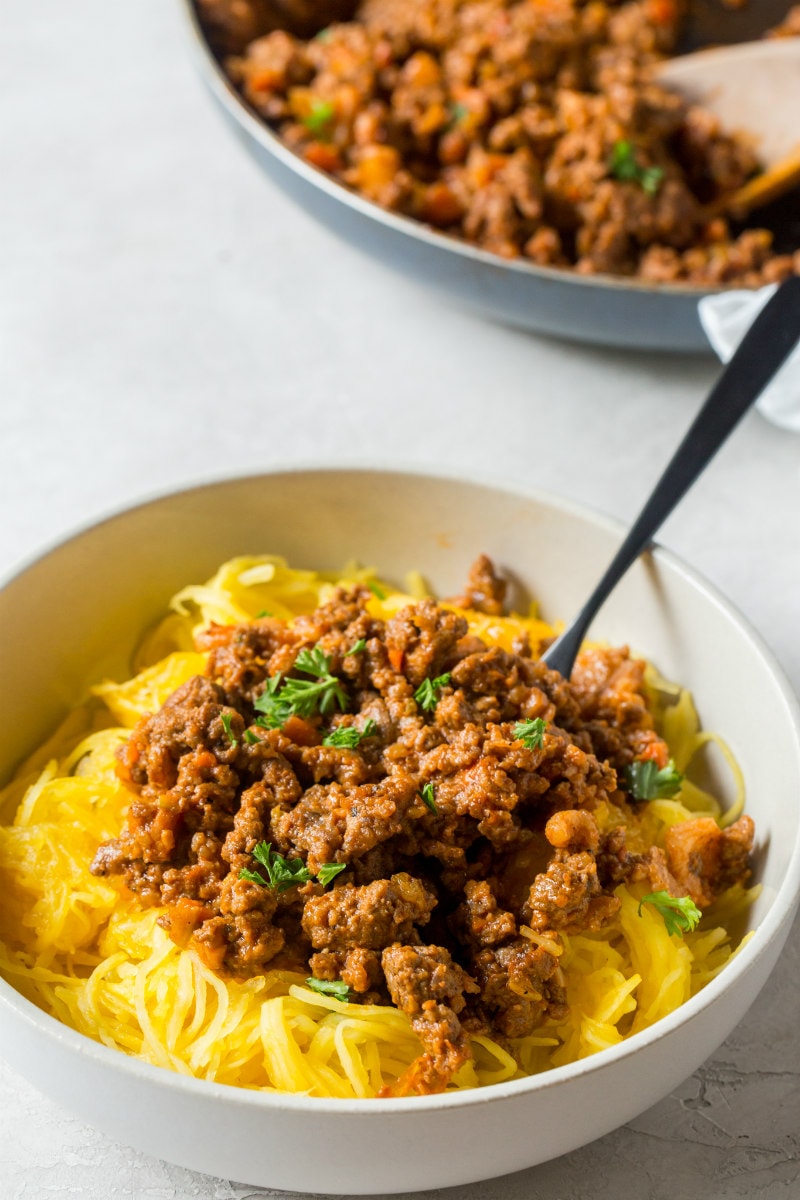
{"left": 357, "top": 144, "right": 400, "bottom": 194}
{"left": 282, "top": 715, "right": 320, "bottom": 746}
{"left": 388, "top": 647, "right": 404, "bottom": 672}
{"left": 167, "top": 898, "right": 210, "bottom": 949}
{"left": 304, "top": 142, "right": 343, "bottom": 172}
{"left": 420, "top": 182, "right": 464, "bottom": 226}
{"left": 639, "top": 740, "right": 670, "bottom": 769}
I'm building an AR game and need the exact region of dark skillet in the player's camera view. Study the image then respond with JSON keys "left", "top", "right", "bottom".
{"left": 183, "top": 0, "right": 798, "bottom": 352}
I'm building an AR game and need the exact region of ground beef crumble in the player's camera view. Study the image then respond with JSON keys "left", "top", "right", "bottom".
{"left": 91, "top": 556, "right": 754, "bottom": 1092}
{"left": 198, "top": 0, "right": 800, "bottom": 285}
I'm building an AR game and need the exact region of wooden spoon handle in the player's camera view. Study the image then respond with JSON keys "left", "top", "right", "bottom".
{"left": 705, "top": 147, "right": 800, "bottom": 220}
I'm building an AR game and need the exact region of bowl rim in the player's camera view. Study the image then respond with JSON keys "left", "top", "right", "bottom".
{"left": 178, "top": 0, "right": 727, "bottom": 303}
{"left": 2, "top": 461, "right": 799, "bottom": 1116}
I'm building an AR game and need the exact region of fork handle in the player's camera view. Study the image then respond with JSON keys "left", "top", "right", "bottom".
{"left": 542, "top": 276, "right": 800, "bottom": 678}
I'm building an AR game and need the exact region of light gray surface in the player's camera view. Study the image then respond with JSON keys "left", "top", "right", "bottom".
{"left": 1, "top": 3, "right": 799, "bottom": 1199}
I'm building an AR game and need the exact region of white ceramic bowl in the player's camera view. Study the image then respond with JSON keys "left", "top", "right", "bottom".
{"left": 1, "top": 467, "right": 799, "bottom": 1194}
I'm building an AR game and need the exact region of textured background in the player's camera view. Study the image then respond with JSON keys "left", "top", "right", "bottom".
{"left": 1, "top": 2, "right": 799, "bottom": 1197}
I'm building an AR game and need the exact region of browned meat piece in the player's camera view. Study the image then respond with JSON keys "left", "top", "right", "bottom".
{"left": 271, "top": 775, "right": 420, "bottom": 871}
{"left": 385, "top": 599, "right": 467, "bottom": 688}
{"left": 545, "top": 809, "right": 600, "bottom": 853}
{"left": 456, "top": 879, "right": 516, "bottom": 947}
{"left": 91, "top": 677, "right": 244, "bottom": 898}
{"left": 302, "top": 872, "right": 436, "bottom": 950}
{"left": 471, "top": 937, "right": 565, "bottom": 1037}
{"left": 381, "top": 943, "right": 478, "bottom": 1094}
{"left": 309, "top": 945, "right": 384, "bottom": 994}
{"left": 664, "top": 815, "right": 755, "bottom": 908}
{"left": 596, "top": 824, "right": 649, "bottom": 887}
{"left": 537, "top": 727, "right": 618, "bottom": 812}
{"left": 199, "top": 618, "right": 291, "bottom": 703}
{"left": 221, "top": 766, "right": 300, "bottom": 872}
{"left": 568, "top": 645, "right": 669, "bottom": 769}
{"left": 115, "top": 675, "right": 234, "bottom": 795}
{"left": 447, "top": 553, "right": 508, "bottom": 616}
{"left": 526, "top": 850, "right": 620, "bottom": 932}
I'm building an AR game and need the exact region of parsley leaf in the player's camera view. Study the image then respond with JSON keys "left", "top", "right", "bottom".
{"left": 254, "top": 648, "right": 349, "bottom": 727}
{"left": 220, "top": 712, "right": 238, "bottom": 747}
{"left": 624, "top": 758, "right": 683, "bottom": 801}
{"left": 256, "top": 609, "right": 273, "bottom": 618}
{"left": 609, "top": 140, "right": 665, "bottom": 195}
{"left": 243, "top": 729, "right": 260, "bottom": 745}
{"left": 414, "top": 673, "right": 451, "bottom": 712}
{"left": 302, "top": 100, "right": 335, "bottom": 138}
{"left": 305, "top": 977, "right": 351, "bottom": 1001}
{"left": 638, "top": 891, "right": 702, "bottom": 937}
{"left": 240, "top": 842, "right": 313, "bottom": 894}
{"left": 367, "top": 581, "right": 387, "bottom": 600}
{"left": 294, "top": 646, "right": 333, "bottom": 677}
{"left": 240, "top": 843, "right": 346, "bottom": 892}
{"left": 419, "top": 782, "right": 438, "bottom": 814}
{"left": 346, "top": 638, "right": 367, "bottom": 655}
{"left": 253, "top": 673, "right": 293, "bottom": 729}
{"left": 512, "top": 717, "right": 547, "bottom": 751}
{"left": 447, "top": 101, "right": 470, "bottom": 131}
{"left": 316, "top": 862, "right": 347, "bottom": 887}
{"left": 322, "top": 719, "right": 377, "bottom": 749}
{"left": 239, "top": 866, "right": 270, "bottom": 886}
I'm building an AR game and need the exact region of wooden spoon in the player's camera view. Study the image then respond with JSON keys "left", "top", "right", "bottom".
{"left": 657, "top": 38, "right": 800, "bottom": 218}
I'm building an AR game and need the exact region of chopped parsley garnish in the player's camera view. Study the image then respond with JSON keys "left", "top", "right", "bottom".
{"left": 609, "top": 140, "right": 665, "bottom": 195}
{"left": 346, "top": 638, "right": 367, "bottom": 655}
{"left": 638, "top": 891, "right": 702, "bottom": 937}
{"left": 305, "top": 977, "right": 351, "bottom": 1001}
{"left": 624, "top": 758, "right": 684, "bottom": 801}
{"left": 240, "top": 842, "right": 312, "bottom": 894}
{"left": 322, "top": 719, "right": 377, "bottom": 749}
{"left": 419, "top": 782, "right": 438, "bottom": 814}
{"left": 240, "top": 842, "right": 345, "bottom": 893}
{"left": 367, "top": 581, "right": 387, "bottom": 600}
{"left": 448, "top": 101, "right": 469, "bottom": 127}
{"left": 302, "top": 100, "right": 335, "bottom": 138}
{"left": 316, "top": 862, "right": 347, "bottom": 887}
{"left": 256, "top": 609, "right": 272, "bottom": 618}
{"left": 253, "top": 673, "right": 292, "bottom": 728}
{"left": 414, "top": 673, "right": 451, "bottom": 712}
{"left": 220, "top": 712, "right": 238, "bottom": 747}
{"left": 314, "top": 26, "right": 332, "bottom": 42}
{"left": 293, "top": 645, "right": 334, "bottom": 678}
{"left": 512, "top": 717, "right": 547, "bottom": 751}
{"left": 243, "top": 729, "right": 260, "bottom": 745}
{"left": 254, "top": 647, "right": 349, "bottom": 727}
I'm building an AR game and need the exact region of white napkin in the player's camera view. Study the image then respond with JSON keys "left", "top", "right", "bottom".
{"left": 698, "top": 284, "right": 800, "bottom": 432}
